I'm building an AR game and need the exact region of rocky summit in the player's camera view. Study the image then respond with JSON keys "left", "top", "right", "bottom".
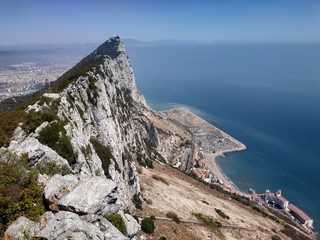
{"left": 1, "top": 36, "right": 192, "bottom": 239}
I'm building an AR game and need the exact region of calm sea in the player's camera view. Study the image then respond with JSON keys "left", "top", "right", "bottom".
{"left": 127, "top": 43, "right": 320, "bottom": 232}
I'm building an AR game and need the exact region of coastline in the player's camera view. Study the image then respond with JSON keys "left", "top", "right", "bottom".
{"left": 157, "top": 107, "right": 317, "bottom": 234}
{"left": 205, "top": 144, "right": 246, "bottom": 193}
{"left": 162, "top": 107, "right": 247, "bottom": 193}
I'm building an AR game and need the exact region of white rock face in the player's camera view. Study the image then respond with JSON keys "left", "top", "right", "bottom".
{"left": 53, "top": 36, "right": 151, "bottom": 210}
{"left": 43, "top": 93, "right": 60, "bottom": 99}
{"left": 8, "top": 132, "right": 71, "bottom": 167}
{"left": 29, "top": 211, "right": 128, "bottom": 240}
{"left": 4, "top": 217, "right": 35, "bottom": 240}
{"left": 6, "top": 36, "right": 180, "bottom": 239}
{"left": 122, "top": 213, "right": 140, "bottom": 237}
{"left": 44, "top": 174, "right": 119, "bottom": 215}
{"left": 8, "top": 36, "right": 147, "bottom": 211}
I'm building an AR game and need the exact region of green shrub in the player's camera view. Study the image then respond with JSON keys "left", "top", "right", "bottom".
{"left": 166, "top": 211, "right": 180, "bottom": 224}
{"left": 141, "top": 217, "right": 155, "bottom": 234}
{"left": 55, "top": 134, "right": 76, "bottom": 165}
{"left": 23, "top": 110, "right": 58, "bottom": 133}
{"left": 36, "top": 161, "right": 72, "bottom": 176}
{"left": 215, "top": 208, "right": 230, "bottom": 220}
{"left": 0, "top": 110, "right": 25, "bottom": 147}
{"left": 38, "top": 122, "right": 75, "bottom": 165}
{"left": 132, "top": 193, "right": 142, "bottom": 210}
{"left": 87, "top": 75, "right": 99, "bottom": 105}
{"left": 38, "top": 121, "right": 63, "bottom": 146}
{"left": 90, "top": 138, "right": 114, "bottom": 178}
{"left": 159, "top": 237, "right": 167, "bottom": 240}
{"left": 105, "top": 213, "right": 127, "bottom": 236}
{"left": 0, "top": 151, "right": 45, "bottom": 236}
{"left": 50, "top": 54, "right": 104, "bottom": 93}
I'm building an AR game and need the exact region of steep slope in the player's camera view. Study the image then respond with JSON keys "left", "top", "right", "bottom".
{"left": 2, "top": 36, "right": 147, "bottom": 239}
{"left": 2, "top": 36, "right": 193, "bottom": 239}
{"left": 138, "top": 161, "right": 296, "bottom": 240}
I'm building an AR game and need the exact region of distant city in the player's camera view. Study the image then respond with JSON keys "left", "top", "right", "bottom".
{"left": 0, "top": 45, "right": 96, "bottom": 101}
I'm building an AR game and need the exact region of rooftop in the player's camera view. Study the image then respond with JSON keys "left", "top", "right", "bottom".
{"left": 277, "top": 195, "right": 289, "bottom": 203}
{"left": 288, "top": 204, "right": 312, "bottom": 222}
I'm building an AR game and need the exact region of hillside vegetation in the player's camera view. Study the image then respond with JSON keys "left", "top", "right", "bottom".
{"left": 0, "top": 151, "right": 45, "bottom": 235}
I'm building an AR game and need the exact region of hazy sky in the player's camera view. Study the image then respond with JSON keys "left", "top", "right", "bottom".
{"left": 1, "top": 0, "right": 320, "bottom": 45}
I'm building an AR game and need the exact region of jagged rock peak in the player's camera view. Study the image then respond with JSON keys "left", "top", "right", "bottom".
{"left": 94, "top": 35, "right": 125, "bottom": 59}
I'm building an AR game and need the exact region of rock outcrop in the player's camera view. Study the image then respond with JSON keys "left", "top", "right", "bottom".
{"left": 44, "top": 174, "right": 119, "bottom": 215}
{"left": 29, "top": 211, "right": 128, "bottom": 240}
{"left": 4, "top": 36, "right": 190, "bottom": 239}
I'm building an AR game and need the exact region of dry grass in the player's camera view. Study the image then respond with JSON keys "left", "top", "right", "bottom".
{"left": 139, "top": 161, "right": 294, "bottom": 240}
{"left": 151, "top": 174, "right": 169, "bottom": 185}
{"left": 166, "top": 211, "right": 181, "bottom": 224}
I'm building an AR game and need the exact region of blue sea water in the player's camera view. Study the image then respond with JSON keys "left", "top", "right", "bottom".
{"left": 126, "top": 43, "right": 320, "bottom": 232}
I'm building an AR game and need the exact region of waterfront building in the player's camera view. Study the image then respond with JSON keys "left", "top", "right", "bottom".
{"left": 288, "top": 204, "right": 313, "bottom": 229}
{"left": 265, "top": 190, "right": 289, "bottom": 210}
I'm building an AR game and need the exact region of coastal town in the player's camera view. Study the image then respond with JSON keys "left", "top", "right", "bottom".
{"left": 184, "top": 126, "right": 315, "bottom": 234}
{"left": 0, "top": 62, "right": 74, "bottom": 101}
{"left": 0, "top": 47, "right": 89, "bottom": 101}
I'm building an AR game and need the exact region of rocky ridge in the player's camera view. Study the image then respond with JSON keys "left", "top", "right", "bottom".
{"left": 3, "top": 36, "right": 192, "bottom": 239}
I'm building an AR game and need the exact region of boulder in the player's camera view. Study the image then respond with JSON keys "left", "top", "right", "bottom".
{"left": 81, "top": 214, "right": 128, "bottom": 240}
{"left": 122, "top": 213, "right": 140, "bottom": 238}
{"left": 44, "top": 174, "right": 119, "bottom": 215}
{"left": 8, "top": 137, "right": 70, "bottom": 167}
{"left": 30, "top": 211, "right": 128, "bottom": 240}
{"left": 4, "top": 217, "right": 35, "bottom": 240}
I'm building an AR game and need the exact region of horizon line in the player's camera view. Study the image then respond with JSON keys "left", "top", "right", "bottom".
{"left": 1, "top": 39, "right": 320, "bottom": 47}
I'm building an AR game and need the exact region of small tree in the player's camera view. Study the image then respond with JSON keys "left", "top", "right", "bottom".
{"left": 141, "top": 216, "right": 155, "bottom": 234}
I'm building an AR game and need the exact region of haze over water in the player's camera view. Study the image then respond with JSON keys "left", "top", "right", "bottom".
{"left": 127, "top": 43, "right": 320, "bottom": 232}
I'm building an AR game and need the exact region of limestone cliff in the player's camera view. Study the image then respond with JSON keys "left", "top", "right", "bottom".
{"left": 3, "top": 36, "right": 190, "bottom": 239}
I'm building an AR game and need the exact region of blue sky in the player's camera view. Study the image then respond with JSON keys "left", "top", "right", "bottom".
{"left": 0, "top": 0, "right": 319, "bottom": 45}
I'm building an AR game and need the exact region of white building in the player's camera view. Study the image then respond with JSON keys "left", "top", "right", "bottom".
{"left": 265, "top": 190, "right": 289, "bottom": 210}
{"left": 289, "top": 204, "right": 313, "bottom": 229}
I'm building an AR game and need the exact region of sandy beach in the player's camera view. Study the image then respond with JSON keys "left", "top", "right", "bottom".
{"left": 205, "top": 151, "right": 242, "bottom": 192}
{"left": 204, "top": 132, "right": 247, "bottom": 193}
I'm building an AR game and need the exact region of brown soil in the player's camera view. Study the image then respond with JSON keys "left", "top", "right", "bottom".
{"left": 136, "top": 161, "right": 292, "bottom": 240}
